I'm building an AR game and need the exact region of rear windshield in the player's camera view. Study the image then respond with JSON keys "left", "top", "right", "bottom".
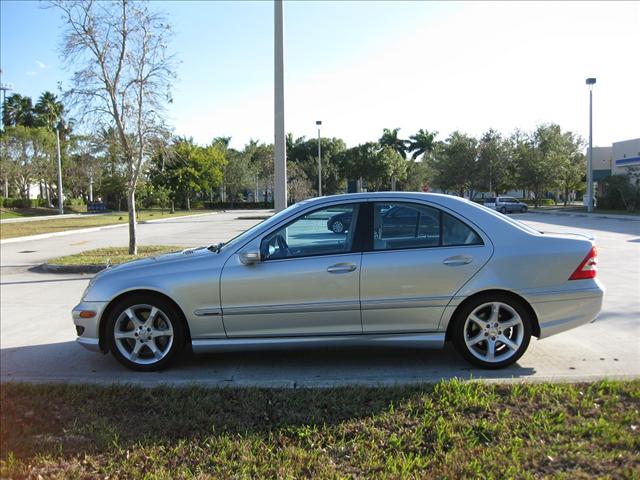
{"left": 484, "top": 197, "right": 496, "bottom": 203}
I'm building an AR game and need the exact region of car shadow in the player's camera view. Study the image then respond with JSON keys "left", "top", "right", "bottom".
{"left": 0, "top": 340, "right": 536, "bottom": 387}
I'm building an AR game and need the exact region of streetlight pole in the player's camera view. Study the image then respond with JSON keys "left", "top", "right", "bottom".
{"left": 274, "top": 0, "right": 287, "bottom": 211}
{"left": 55, "top": 126, "right": 64, "bottom": 215}
{"left": 586, "top": 77, "right": 596, "bottom": 213}
{"left": 316, "top": 120, "right": 322, "bottom": 196}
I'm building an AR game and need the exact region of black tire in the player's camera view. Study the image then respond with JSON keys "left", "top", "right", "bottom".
{"left": 499, "top": 206, "right": 507, "bottom": 214}
{"left": 105, "top": 293, "right": 186, "bottom": 371}
{"left": 451, "top": 293, "right": 532, "bottom": 369}
{"left": 520, "top": 206, "right": 528, "bottom": 213}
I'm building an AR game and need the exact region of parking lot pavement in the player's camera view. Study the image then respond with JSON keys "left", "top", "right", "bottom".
{"left": 1, "top": 211, "right": 638, "bottom": 387}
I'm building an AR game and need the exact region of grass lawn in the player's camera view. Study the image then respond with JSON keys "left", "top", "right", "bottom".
{"left": 0, "top": 210, "right": 218, "bottom": 240}
{"left": 47, "top": 245, "right": 186, "bottom": 266}
{"left": 1, "top": 380, "right": 638, "bottom": 478}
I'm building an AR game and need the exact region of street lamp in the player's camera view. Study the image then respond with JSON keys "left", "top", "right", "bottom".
{"left": 586, "top": 77, "right": 596, "bottom": 213}
{"left": 273, "top": 0, "right": 287, "bottom": 211}
{"left": 55, "top": 125, "right": 64, "bottom": 215}
{"left": 316, "top": 120, "right": 322, "bottom": 196}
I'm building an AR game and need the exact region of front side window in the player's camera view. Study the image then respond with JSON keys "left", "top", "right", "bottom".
{"left": 373, "top": 202, "right": 482, "bottom": 251}
{"left": 261, "top": 204, "right": 360, "bottom": 260}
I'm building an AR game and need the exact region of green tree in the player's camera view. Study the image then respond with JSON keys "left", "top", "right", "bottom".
{"left": 513, "top": 124, "right": 565, "bottom": 207}
{"left": 1, "top": 93, "right": 35, "bottom": 128}
{"left": 432, "top": 132, "right": 479, "bottom": 197}
{"left": 477, "top": 129, "right": 516, "bottom": 196}
{"left": 155, "top": 138, "right": 225, "bottom": 210}
{"left": 379, "top": 128, "right": 408, "bottom": 159}
{"left": 337, "top": 142, "right": 406, "bottom": 191}
{"left": 555, "top": 131, "right": 585, "bottom": 206}
{"left": 0, "top": 126, "right": 55, "bottom": 199}
{"left": 408, "top": 129, "right": 438, "bottom": 161}
{"left": 287, "top": 136, "right": 347, "bottom": 195}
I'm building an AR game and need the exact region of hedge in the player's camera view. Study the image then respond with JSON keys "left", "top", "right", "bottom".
{"left": 0, "top": 197, "right": 48, "bottom": 208}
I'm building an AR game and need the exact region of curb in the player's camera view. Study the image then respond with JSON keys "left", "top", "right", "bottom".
{"left": 529, "top": 209, "right": 640, "bottom": 221}
{"left": 0, "top": 211, "right": 220, "bottom": 245}
{"left": 40, "top": 263, "right": 106, "bottom": 274}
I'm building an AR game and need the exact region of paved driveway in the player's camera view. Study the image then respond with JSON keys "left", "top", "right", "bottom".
{"left": 1, "top": 210, "right": 638, "bottom": 386}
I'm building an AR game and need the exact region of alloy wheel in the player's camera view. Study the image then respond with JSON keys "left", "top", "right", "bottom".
{"left": 463, "top": 301, "right": 524, "bottom": 364}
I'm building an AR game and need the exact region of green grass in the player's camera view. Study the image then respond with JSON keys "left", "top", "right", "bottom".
{"left": 0, "top": 209, "right": 218, "bottom": 239}
{"left": 0, "top": 207, "right": 62, "bottom": 220}
{"left": 1, "top": 380, "right": 638, "bottom": 478}
{"left": 46, "top": 245, "right": 186, "bottom": 266}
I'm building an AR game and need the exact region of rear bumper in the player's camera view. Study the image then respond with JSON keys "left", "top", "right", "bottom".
{"left": 528, "top": 282, "right": 604, "bottom": 339}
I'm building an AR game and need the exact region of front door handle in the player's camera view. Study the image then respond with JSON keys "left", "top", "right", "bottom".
{"left": 443, "top": 255, "right": 473, "bottom": 266}
{"left": 327, "top": 263, "right": 357, "bottom": 274}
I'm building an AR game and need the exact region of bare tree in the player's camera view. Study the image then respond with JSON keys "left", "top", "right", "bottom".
{"left": 51, "top": 0, "right": 176, "bottom": 253}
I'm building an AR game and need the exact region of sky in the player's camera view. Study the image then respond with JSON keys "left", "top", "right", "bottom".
{"left": 1, "top": 1, "right": 639, "bottom": 150}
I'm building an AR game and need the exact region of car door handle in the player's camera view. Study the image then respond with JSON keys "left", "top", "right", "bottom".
{"left": 327, "top": 263, "right": 357, "bottom": 274}
{"left": 443, "top": 255, "right": 473, "bottom": 266}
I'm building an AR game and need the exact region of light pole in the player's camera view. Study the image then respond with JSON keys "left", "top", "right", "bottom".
{"left": 55, "top": 126, "right": 64, "bottom": 215}
{"left": 316, "top": 120, "right": 322, "bottom": 196}
{"left": 586, "top": 77, "right": 596, "bottom": 213}
{"left": 274, "top": 0, "right": 287, "bottom": 211}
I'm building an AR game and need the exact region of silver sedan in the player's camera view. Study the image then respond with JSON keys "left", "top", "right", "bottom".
{"left": 73, "top": 193, "right": 604, "bottom": 371}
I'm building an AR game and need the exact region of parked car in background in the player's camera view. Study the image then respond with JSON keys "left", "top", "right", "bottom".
{"left": 484, "top": 197, "right": 528, "bottom": 214}
{"left": 73, "top": 192, "right": 603, "bottom": 371}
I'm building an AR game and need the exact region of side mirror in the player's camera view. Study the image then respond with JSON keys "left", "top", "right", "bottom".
{"left": 239, "top": 251, "right": 261, "bottom": 265}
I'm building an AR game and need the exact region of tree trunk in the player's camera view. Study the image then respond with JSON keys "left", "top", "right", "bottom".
{"left": 170, "top": 199, "right": 175, "bottom": 214}
{"left": 127, "top": 188, "right": 137, "bottom": 255}
{"left": 186, "top": 194, "right": 191, "bottom": 211}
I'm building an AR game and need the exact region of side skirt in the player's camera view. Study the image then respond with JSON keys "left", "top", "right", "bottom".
{"left": 191, "top": 332, "right": 445, "bottom": 354}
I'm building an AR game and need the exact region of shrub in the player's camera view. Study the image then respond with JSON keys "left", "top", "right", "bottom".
{"left": 599, "top": 172, "right": 640, "bottom": 212}
{"left": 1, "top": 197, "right": 47, "bottom": 208}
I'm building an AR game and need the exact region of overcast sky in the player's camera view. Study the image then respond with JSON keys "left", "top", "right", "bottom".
{"left": 1, "top": 1, "right": 638, "bottom": 149}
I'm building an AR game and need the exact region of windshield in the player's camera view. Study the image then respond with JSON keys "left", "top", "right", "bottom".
{"left": 217, "top": 200, "right": 312, "bottom": 252}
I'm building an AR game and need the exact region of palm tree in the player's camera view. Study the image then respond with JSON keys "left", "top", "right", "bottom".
{"left": 408, "top": 129, "right": 438, "bottom": 160}
{"left": 379, "top": 128, "right": 408, "bottom": 159}
{"left": 34, "top": 91, "right": 65, "bottom": 131}
{"left": 2, "top": 93, "right": 35, "bottom": 127}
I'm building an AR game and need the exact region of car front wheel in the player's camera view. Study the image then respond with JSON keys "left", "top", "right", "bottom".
{"left": 105, "top": 294, "right": 185, "bottom": 371}
{"left": 452, "top": 294, "right": 531, "bottom": 369}
{"left": 331, "top": 219, "right": 346, "bottom": 234}
{"left": 520, "top": 206, "right": 528, "bottom": 213}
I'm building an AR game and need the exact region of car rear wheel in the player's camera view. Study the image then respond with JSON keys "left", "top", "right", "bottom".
{"left": 499, "top": 206, "right": 507, "bottom": 214}
{"left": 331, "top": 219, "right": 346, "bottom": 234}
{"left": 452, "top": 294, "right": 531, "bottom": 369}
{"left": 105, "top": 294, "right": 185, "bottom": 371}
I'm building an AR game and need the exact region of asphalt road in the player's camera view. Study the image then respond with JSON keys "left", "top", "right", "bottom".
{"left": 1, "top": 210, "right": 638, "bottom": 387}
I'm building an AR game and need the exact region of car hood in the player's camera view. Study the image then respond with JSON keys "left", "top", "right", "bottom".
{"left": 95, "top": 246, "right": 217, "bottom": 278}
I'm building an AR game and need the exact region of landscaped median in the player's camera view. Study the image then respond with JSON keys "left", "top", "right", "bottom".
{"left": 0, "top": 380, "right": 638, "bottom": 478}
{"left": 0, "top": 210, "right": 218, "bottom": 241}
{"left": 42, "top": 245, "right": 185, "bottom": 273}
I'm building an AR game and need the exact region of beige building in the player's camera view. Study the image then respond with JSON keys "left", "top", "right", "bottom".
{"left": 588, "top": 137, "right": 640, "bottom": 181}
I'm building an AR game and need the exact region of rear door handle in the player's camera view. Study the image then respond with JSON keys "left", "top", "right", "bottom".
{"left": 327, "top": 263, "right": 357, "bottom": 274}
{"left": 443, "top": 255, "right": 473, "bottom": 266}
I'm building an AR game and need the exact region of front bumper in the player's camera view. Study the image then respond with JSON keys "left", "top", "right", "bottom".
{"left": 72, "top": 301, "right": 109, "bottom": 352}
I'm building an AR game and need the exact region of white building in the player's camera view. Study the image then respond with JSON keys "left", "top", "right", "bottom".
{"left": 612, "top": 138, "right": 640, "bottom": 176}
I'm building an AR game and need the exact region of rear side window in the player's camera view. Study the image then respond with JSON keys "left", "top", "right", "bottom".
{"left": 442, "top": 213, "right": 482, "bottom": 246}
{"left": 373, "top": 202, "right": 483, "bottom": 251}
{"left": 484, "top": 197, "right": 496, "bottom": 204}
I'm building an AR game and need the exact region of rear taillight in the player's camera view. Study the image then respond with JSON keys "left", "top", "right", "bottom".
{"left": 569, "top": 246, "right": 597, "bottom": 280}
